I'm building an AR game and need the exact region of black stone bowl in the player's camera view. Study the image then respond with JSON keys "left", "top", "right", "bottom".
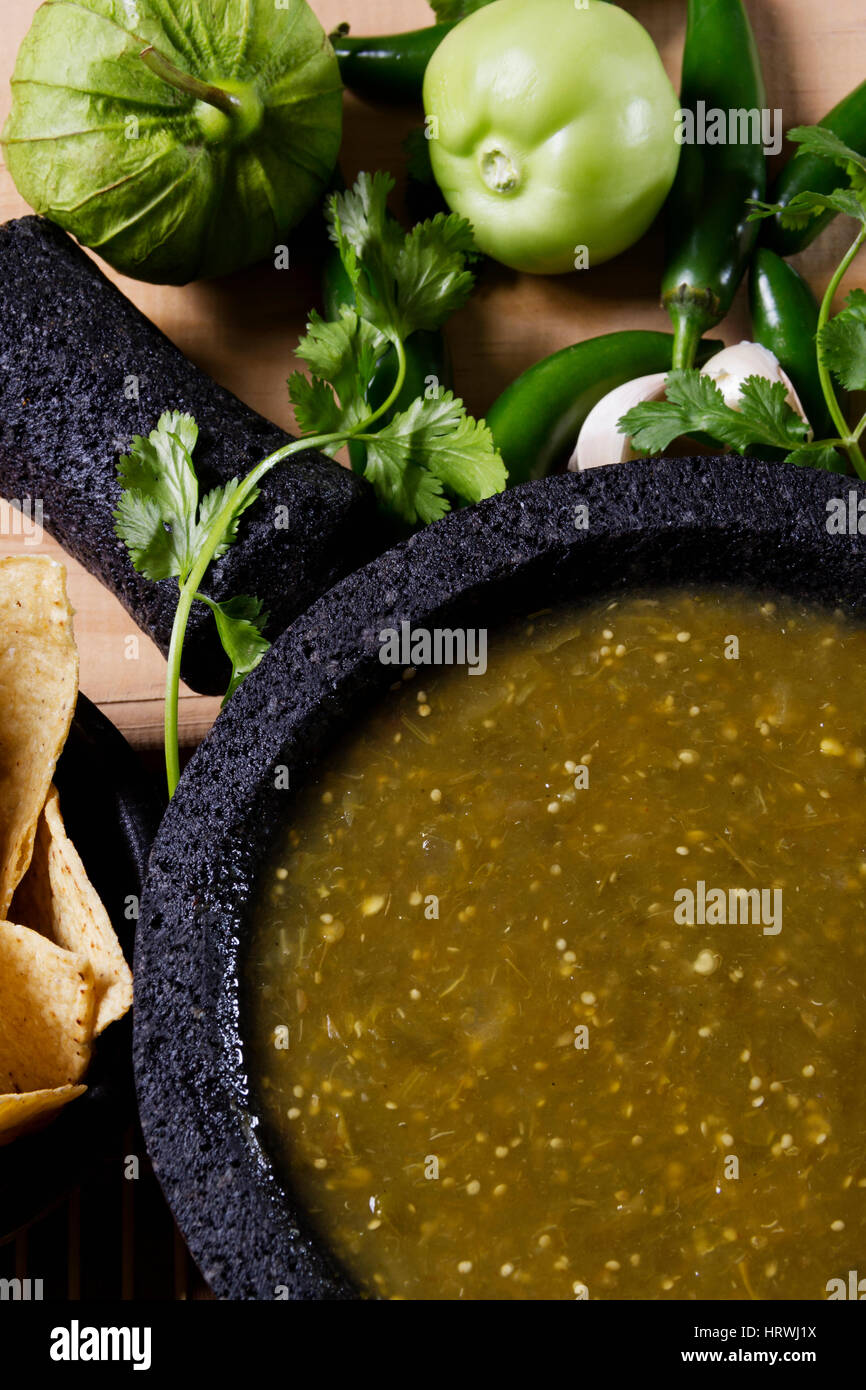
{"left": 133, "top": 458, "right": 866, "bottom": 1300}
{"left": 0, "top": 694, "right": 161, "bottom": 1241}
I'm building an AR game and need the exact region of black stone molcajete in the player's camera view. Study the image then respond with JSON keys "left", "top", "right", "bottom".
{"left": 0, "top": 216, "right": 378, "bottom": 695}
{"left": 133, "top": 459, "right": 866, "bottom": 1299}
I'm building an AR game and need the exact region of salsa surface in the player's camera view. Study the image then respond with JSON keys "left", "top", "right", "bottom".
{"left": 245, "top": 590, "right": 866, "bottom": 1300}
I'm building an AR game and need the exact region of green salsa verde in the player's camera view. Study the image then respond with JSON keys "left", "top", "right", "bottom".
{"left": 245, "top": 590, "right": 866, "bottom": 1300}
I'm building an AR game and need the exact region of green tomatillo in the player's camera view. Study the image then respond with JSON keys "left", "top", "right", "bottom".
{"left": 2, "top": 0, "right": 343, "bottom": 285}
{"left": 422, "top": 0, "right": 681, "bottom": 275}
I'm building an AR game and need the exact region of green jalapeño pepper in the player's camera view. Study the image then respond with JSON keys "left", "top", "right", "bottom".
{"left": 749, "top": 247, "right": 834, "bottom": 441}
{"left": 330, "top": 23, "right": 454, "bottom": 104}
{"left": 662, "top": 0, "right": 768, "bottom": 369}
{"left": 761, "top": 81, "right": 866, "bottom": 257}
{"left": 486, "top": 330, "right": 724, "bottom": 484}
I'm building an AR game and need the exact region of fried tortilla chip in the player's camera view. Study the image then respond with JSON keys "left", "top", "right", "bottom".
{"left": 0, "top": 1084, "right": 87, "bottom": 1146}
{"left": 0, "top": 921, "right": 94, "bottom": 1090}
{"left": 11, "top": 786, "right": 133, "bottom": 1034}
{"left": 0, "top": 558, "right": 78, "bottom": 917}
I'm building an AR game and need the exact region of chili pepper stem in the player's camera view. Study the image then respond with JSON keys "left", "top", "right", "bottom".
{"left": 661, "top": 1, "right": 766, "bottom": 364}
{"left": 670, "top": 312, "right": 706, "bottom": 372}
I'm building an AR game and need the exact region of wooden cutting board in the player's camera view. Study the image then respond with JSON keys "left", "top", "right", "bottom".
{"left": 1, "top": 0, "right": 863, "bottom": 752}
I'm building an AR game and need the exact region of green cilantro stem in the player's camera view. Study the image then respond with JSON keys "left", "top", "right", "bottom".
{"left": 163, "top": 433, "right": 344, "bottom": 796}
{"left": 361, "top": 336, "right": 408, "bottom": 432}
{"left": 852, "top": 408, "right": 866, "bottom": 442}
{"left": 162, "top": 337, "right": 409, "bottom": 797}
{"left": 817, "top": 224, "right": 866, "bottom": 478}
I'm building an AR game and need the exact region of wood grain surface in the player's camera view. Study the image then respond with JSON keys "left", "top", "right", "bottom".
{"left": 1, "top": 0, "right": 863, "bottom": 758}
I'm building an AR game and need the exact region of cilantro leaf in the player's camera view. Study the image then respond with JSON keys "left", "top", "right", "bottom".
{"left": 113, "top": 491, "right": 177, "bottom": 582}
{"left": 328, "top": 173, "right": 404, "bottom": 333}
{"left": 785, "top": 442, "right": 847, "bottom": 473}
{"left": 200, "top": 594, "right": 270, "bottom": 704}
{"left": 326, "top": 173, "right": 478, "bottom": 342}
{"left": 291, "top": 308, "right": 387, "bottom": 435}
{"left": 736, "top": 376, "right": 811, "bottom": 449}
{"left": 620, "top": 372, "right": 748, "bottom": 454}
{"left": 749, "top": 188, "right": 866, "bottom": 231}
{"left": 115, "top": 411, "right": 200, "bottom": 581}
{"left": 295, "top": 307, "right": 385, "bottom": 394}
{"left": 194, "top": 478, "right": 261, "bottom": 561}
{"left": 288, "top": 372, "right": 344, "bottom": 436}
{"left": 363, "top": 443, "right": 449, "bottom": 525}
{"left": 621, "top": 371, "right": 810, "bottom": 457}
{"left": 819, "top": 288, "right": 866, "bottom": 391}
{"left": 362, "top": 391, "right": 506, "bottom": 523}
{"left": 748, "top": 122, "right": 866, "bottom": 235}
{"left": 788, "top": 124, "right": 866, "bottom": 193}
{"left": 383, "top": 393, "right": 506, "bottom": 500}
{"left": 114, "top": 412, "right": 259, "bottom": 582}
{"left": 330, "top": 171, "right": 398, "bottom": 266}
{"left": 393, "top": 214, "right": 477, "bottom": 336}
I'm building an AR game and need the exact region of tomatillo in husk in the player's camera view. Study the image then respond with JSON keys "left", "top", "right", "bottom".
{"left": 422, "top": 0, "right": 681, "bottom": 275}
{"left": 2, "top": 0, "right": 343, "bottom": 285}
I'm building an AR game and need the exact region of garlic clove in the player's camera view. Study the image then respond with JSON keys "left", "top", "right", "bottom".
{"left": 569, "top": 340, "right": 813, "bottom": 473}
{"left": 569, "top": 373, "right": 668, "bottom": 472}
{"left": 701, "top": 341, "right": 811, "bottom": 428}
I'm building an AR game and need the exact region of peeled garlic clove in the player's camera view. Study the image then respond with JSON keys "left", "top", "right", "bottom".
{"left": 701, "top": 341, "right": 810, "bottom": 427}
{"left": 569, "top": 373, "right": 668, "bottom": 472}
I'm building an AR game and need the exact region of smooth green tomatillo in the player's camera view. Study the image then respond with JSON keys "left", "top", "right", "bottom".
{"left": 422, "top": 0, "right": 681, "bottom": 275}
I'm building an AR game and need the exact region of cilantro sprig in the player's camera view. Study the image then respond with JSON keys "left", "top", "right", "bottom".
{"left": 115, "top": 173, "right": 506, "bottom": 796}
{"left": 286, "top": 173, "right": 499, "bottom": 522}
{"left": 624, "top": 372, "right": 810, "bottom": 460}
{"left": 621, "top": 124, "right": 866, "bottom": 480}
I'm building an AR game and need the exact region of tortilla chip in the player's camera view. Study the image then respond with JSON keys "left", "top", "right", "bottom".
{"left": 0, "top": 558, "right": 78, "bottom": 917}
{"left": 11, "top": 786, "right": 132, "bottom": 1034}
{"left": 0, "top": 921, "right": 94, "bottom": 1090}
{"left": 0, "top": 1084, "right": 87, "bottom": 1145}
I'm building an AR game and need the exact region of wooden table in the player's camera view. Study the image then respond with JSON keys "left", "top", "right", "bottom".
{"left": 2, "top": 0, "right": 864, "bottom": 756}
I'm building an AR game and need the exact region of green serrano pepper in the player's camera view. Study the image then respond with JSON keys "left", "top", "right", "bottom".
{"left": 330, "top": 23, "right": 454, "bottom": 104}
{"left": 331, "top": 4, "right": 617, "bottom": 105}
{"left": 322, "top": 246, "right": 452, "bottom": 473}
{"left": 661, "top": 0, "right": 767, "bottom": 370}
{"left": 749, "top": 247, "right": 834, "bottom": 441}
{"left": 486, "top": 331, "right": 724, "bottom": 485}
{"left": 761, "top": 81, "right": 866, "bottom": 257}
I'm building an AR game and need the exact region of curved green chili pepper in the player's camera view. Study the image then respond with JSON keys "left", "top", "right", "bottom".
{"left": 486, "top": 330, "right": 724, "bottom": 485}
{"left": 322, "top": 247, "right": 452, "bottom": 474}
{"left": 661, "top": 0, "right": 767, "bottom": 370}
{"left": 761, "top": 81, "right": 866, "bottom": 257}
{"left": 331, "top": 23, "right": 454, "bottom": 104}
{"left": 749, "top": 247, "right": 835, "bottom": 442}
